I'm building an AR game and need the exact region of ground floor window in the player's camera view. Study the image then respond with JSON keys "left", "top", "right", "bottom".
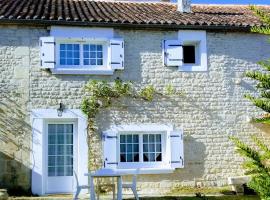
{"left": 119, "top": 133, "right": 163, "bottom": 163}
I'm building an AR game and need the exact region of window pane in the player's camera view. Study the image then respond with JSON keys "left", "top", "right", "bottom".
{"left": 65, "top": 156, "right": 73, "bottom": 165}
{"left": 48, "top": 156, "right": 56, "bottom": 166}
{"left": 57, "top": 166, "right": 64, "bottom": 176}
{"left": 97, "top": 59, "right": 103, "bottom": 65}
{"left": 48, "top": 167, "right": 55, "bottom": 176}
{"left": 83, "top": 45, "right": 89, "bottom": 51}
{"left": 57, "top": 134, "right": 64, "bottom": 144}
{"left": 90, "top": 45, "right": 96, "bottom": 51}
{"left": 127, "top": 135, "right": 132, "bottom": 143}
{"left": 133, "top": 144, "right": 139, "bottom": 152}
{"left": 90, "top": 52, "right": 96, "bottom": 58}
{"left": 143, "top": 144, "right": 148, "bottom": 152}
{"left": 57, "top": 156, "right": 64, "bottom": 165}
{"left": 97, "top": 45, "right": 102, "bottom": 51}
{"left": 143, "top": 135, "right": 148, "bottom": 143}
{"left": 120, "top": 154, "right": 126, "bottom": 162}
{"left": 156, "top": 135, "right": 161, "bottom": 142}
{"left": 183, "top": 45, "right": 196, "bottom": 64}
{"left": 120, "top": 144, "right": 126, "bottom": 153}
{"left": 149, "top": 153, "right": 155, "bottom": 162}
{"left": 84, "top": 59, "right": 89, "bottom": 65}
{"left": 48, "top": 124, "right": 56, "bottom": 134}
{"left": 120, "top": 135, "right": 126, "bottom": 143}
{"left": 66, "top": 145, "right": 73, "bottom": 155}
{"left": 133, "top": 153, "right": 139, "bottom": 162}
{"left": 156, "top": 143, "right": 161, "bottom": 152}
{"left": 149, "top": 144, "right": 155, "bottom": 152}
{"left": 149, "top": 135, "right": 155, "bottom": 143}
{"left": 60, "top": 44, "right": 66, "bottom": 50}
{"left": 48, "top": 135, "right": 56, "bottom": 144}
{"left": 90, "top": 59, "right": 96, "bottom": 65}
{"left": 156, "top": 153, "right": 162, "bottom": 161}
{"left": 127, "top": 154, "right": 132, "bottom": 162}
{"left": 97, "top": 52, "right": 103, "bottom": 58}
{"left": 133, "top": 135, "right": 139, "bottom": 143}
{"left": 127, "top": 144, "right": 132, "bottom": 153}
{"left": 65, "top": 166, "right": 73, "bottom": 176}
{"left": 48, "top": 145, "right": 56, "bottom": 155}
{"left": 143, "top": 153, "right": 149, "bottom": 162}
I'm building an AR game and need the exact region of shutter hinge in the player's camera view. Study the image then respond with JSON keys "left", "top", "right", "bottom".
{"left": 107, "top": 162, "right": 118, "bottom": 165}
{"left": 44, "top": 41, "right": 56, "bottom": 45}
{"left": 168, "top": 44, "right": 182, "bottom": 47}
{"left": 180, "top": 156, "right": 184, "bottom": 166}
{"left": 170, "top": 135, "right": 180, "bottom": 138}
{"left": 106, "top": 136, "right": 118, "bottom": 139}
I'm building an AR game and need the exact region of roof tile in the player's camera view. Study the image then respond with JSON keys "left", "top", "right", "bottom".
{"left": 0, "top": 0, "right": 268, "bottom": 29}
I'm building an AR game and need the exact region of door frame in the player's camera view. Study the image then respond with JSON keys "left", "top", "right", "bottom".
{"left": 31, "top": 109, "right": 88, "bottom": 196}
{"left": 44, "top": 120, "right": 78, "bottom": 194}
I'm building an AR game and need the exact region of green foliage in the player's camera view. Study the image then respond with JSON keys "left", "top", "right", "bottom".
{"left": 230, "top": 136, "right": 270, "bottom": 200}
{"left": 244, "top": 6, "right": 270, "bottom": 124}
{"left": 139, "top": 85, "right": 156, "bottom": 101}
{"left": 81, "top": 79, "right": 133, "bottom": 118}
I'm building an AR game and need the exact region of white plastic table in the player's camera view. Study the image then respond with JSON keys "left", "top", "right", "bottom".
{"left": 85, "top": 169, "right": 123, "bottom": 200}
{"left": 85, "top": 168, "right": 174, "bottom": 200}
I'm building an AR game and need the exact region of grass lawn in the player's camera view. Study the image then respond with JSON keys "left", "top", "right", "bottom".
{"left": 125, "top": 195, "right": 259, "bottom": 200}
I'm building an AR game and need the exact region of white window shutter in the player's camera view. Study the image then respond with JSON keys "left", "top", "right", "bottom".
{"left": 163, "top": 40, "right": 183, "bottom": 67}
{"left": 170, "top": 130, "right": 184, "bottom": 169}
{"left": 103, "top": 130, "right": 118, "bottom": 169}
{"left": 110, "top": 38, "right": 124, "bottom": 70}
{"left": 40, "top": 36, "right": 55, "bottom": 69}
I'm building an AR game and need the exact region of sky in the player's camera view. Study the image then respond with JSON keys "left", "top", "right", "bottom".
{"left": 191, "top": 0, "right": 270, "bottom": 5}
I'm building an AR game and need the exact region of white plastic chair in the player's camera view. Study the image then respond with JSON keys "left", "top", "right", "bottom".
{"left": 122, "top": 175, "right": 139, "bottom": 200}
{"left": 73, "top": 171, "right": 89, "bottom": 200}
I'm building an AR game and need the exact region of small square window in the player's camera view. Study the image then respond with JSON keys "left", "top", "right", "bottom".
{"left": 183, "top": 45, "right": 196, "bottom": 64}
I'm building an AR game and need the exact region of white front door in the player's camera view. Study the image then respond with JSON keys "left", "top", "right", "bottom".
{"left": 45, "top": 122, "right": 77, "bottom": 194}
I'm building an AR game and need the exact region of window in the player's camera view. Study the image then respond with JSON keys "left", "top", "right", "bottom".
{"left": 143, "top": 134, "right": 162, "bottom": 162}
{"left": 40, "top": 35, "right": 124, "bottom": 74}
{"left": 48, "top": 124, "right": 73, "bottom": 177}
{"left": 103, "top": 124, "right": 184, "bottom": 171}
{"left": 83, "top": 44, "right": 103, "bottom": 66}
{"left": 120, "top": 134, "right": 139, "bottom": 162}
{"left": 60, "top": 44, "right": 80, "bottom": 66}
{"left": 119, "top": 133, "right": 163, "bottom": 164}
{"left": 178, "top": 30, "right": 207, "bottom": 71}
{"left": 57, "top": 41, "right": 106, "bottom": 68}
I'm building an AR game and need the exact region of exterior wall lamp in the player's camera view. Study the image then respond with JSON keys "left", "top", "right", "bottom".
{"left": 57, "top": 103, "right": 64, "bottom": 117}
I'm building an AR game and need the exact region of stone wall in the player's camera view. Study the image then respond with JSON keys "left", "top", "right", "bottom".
{"left": 0, "top": 25, "right": 270, "bottom": 194}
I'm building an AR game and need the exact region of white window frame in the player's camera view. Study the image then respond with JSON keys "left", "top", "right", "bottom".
{"left": 52, "top": 38, "right": 113, "bottom": 75}
{"left": 109, "top": 124, "right": 174, "bottom": 170}
{"left": 178, "top": 30, "right": 207, "bottom": 72}
{"left": 118, "top": 131, "right": 166, "bottom": 169}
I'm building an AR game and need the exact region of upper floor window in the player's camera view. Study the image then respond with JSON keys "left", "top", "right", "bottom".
{"left": 163, "top": 30, "right": 207, "bottom": 72}
{"left": 40, "top": 36, "right": 124, "bottom": 75}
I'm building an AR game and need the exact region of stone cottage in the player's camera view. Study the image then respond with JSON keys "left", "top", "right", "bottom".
{"left": 0, "top": 0, "right": 270, "bottom": 196}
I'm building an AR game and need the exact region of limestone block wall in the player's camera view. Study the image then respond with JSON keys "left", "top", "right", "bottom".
{"left": 0, "top": 25, "right": 270, "bottom": 194}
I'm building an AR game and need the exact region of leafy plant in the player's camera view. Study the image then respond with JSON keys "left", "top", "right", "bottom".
{"left": 230, "top": 136, "right": 270, "bottom": 200}
{"left": 139, "top": 85, "right": 156, "bottom": 101}
{"left": 244, "top": 5, "right": 270, "bottom": 124}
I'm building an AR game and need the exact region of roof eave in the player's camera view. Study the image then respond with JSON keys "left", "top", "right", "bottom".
{"left": 0, "top": 19, "right": 252, "bottom": 32}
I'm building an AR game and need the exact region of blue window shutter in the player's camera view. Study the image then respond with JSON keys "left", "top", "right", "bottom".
{"left": 40, "top": 37, "right": 55, "bottom": 69}
{"left": 110, "top": 38, "right": 124, "bottom": 70}
{"left": 103, "top": 130, "right": 118, "bottom": 169}
{"left": 170, "top": 130, "right": 184, "bottom": 168}
{"left": 163, "top": 40, "right": 183, "bottom": 67}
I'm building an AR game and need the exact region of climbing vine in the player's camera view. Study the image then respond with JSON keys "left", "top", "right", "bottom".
{"left": 81, "top": 79, "right": 183, "bottom": 123}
